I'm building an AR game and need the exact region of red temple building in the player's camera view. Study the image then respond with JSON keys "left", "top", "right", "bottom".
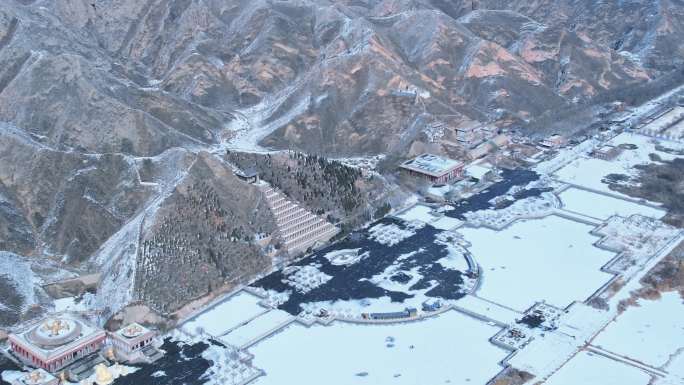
{"left": 8, "top": 316, "right": 106, "bottom": 373}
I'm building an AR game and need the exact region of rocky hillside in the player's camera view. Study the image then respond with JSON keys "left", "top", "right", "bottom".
{"left": 475, "top": 0, "right": 684, "bottom": 71}
{"left": 1, "top": 0, "right": 683, "bottom": 327}
{"left": 1, "top": 1, "right": 677, "bottom": 156}
{"left": 134, "top": 152, "right": 276, "bottom": 314}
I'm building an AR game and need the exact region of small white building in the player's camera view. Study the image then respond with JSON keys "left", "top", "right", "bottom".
{"left": 465, "top": 163, "right": 495, "bottom": 182}
{"left": 540, "top": 134, "right": 566, "bottom": 149}
{"left": 591, "top": 145, "right": 622, "bottom": 160}
{"left": 109, "top": 323, "right": 161, "bottom": 363}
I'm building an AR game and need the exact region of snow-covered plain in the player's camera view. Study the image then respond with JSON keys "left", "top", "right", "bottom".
{"left": 53, "top": 296, "right": 89, "bottom": 312}
{"left": 554, "top": 133, "right": 684, "bottom": 197}
{"left": 666, "top": 350, "right": 684, "bottom": 383}
{"left": 454, "top": 295, "right": 520, "bottom": 325}
{"left": 249, "top": 311, "right": 508, "bottom": 385}
{"left": 181, "top": 292, "right": 267, "bottom": 336}
{"left": 430, "top": 216, "right": 463, "bottom": 230}
{"left": 544, "top": 351, "right": 651, "bottom": 385}
{"left": 559, "top": 187, "right": 665, "bottom": 220}
{"left": 593, "top": 291, "right": 684, "bottom": 368}
{"left": 0, "top": 252, "right": 40, "bottom": 311}
{"left": 458, "top": 215, "right": 616, "bottom": 311}
{"left": 395, "top": 204, "right": 435, "bottom": 223}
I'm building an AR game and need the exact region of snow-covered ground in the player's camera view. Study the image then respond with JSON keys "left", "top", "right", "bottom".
{"left": 87, "top": 212, "right": 144, "bottom": 323}
{"left": 534, "top": 136, "right": 600, "bottom": 174}
{"left": 395, "top": 204, "right": 436, "bottom": 223}
{"left": 53, "top": 296, "right": 90, "bottom": 312}
{"left": 220, "top": 309, "right": 292, "bottom": 348}
{"left": 395, "top": 203, "right": 463, "bottom": 230}
{"left": 181, "top": 292, "right": 267, "bottom": 336}
{"left": 454, "top": 295, "right": 521, "bottom": 325}
{"left": 559, "top": 187, "right": 665, "bottom": 220}
{"left": 224, "top": 81, "right": 309, "bottom": 153}
{"left": 249, "top": 311, "right": 508, "bottom": 385}
{"left": 505, "top": 301, "right": 615, "bottom": 381}
{"left": 544, "top": 351, "right": 652, "bottom": 385}
{"left": 436, "top": 249, "right": 470, "bottom": 272}
{"left": 554, "top": 132, "right": 684, "bottom": 197}
{"left": 430, "top": 216, "right": 463, "bottom": 230}
{"left": 458, "top": 215, "right": 616, "bottom": 311}
{"left": 592, "top": 291, "right": 684, "bottom": 369}
{"left": 665, "top": 350, "right": 684, "bottom": 383}
{"left": 593, "top": 215, "right": 680, "bottom": 278}
{"left": 0, "top": 252, "right": 41, "bottom": 312}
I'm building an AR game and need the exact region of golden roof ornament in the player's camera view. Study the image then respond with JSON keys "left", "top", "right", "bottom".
{"left": 43, "top": 319, "right": 69, "bottom": 336}
{"left": 94, "top": 364, "right": 113, "bottom": 385}
{"left": 106, "top": 347, "right": 116, "bottom": 361}
{"left": 121, "top": 324, "right": 143, "bottom": 337}
{"left": 27, "top": 370, "right": 44, "bottom": 383}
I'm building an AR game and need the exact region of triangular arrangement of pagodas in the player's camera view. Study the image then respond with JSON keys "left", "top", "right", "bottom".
{"left": 259, "top": 183, "right": 339, "bottom": 256}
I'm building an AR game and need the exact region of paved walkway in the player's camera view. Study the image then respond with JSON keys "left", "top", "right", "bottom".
{"left": 586, "top": 345, "right": 668, "bottom": 378}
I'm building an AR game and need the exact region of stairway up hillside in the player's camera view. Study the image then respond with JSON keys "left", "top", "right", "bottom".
{"left": 259, "top": 183, "right": 339, "bottom": 256}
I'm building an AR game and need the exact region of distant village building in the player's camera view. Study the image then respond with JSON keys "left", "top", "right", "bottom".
{"left": 400, "top": 154, "right": 464, "bottom": 184}
{"left": 456, "top": 126, "right": 482, "bottom": 148}
{"left": 467, "top": 134, "right": 510, "bottom": 160}
{"left": 590, "top": 145, "right": 623, "bottom": 161}
{"left": 455, "top": 125, "right": 498, "bottom": 149}
{"left": 539, "top": 134, "right": 566, "bottom": 149}
{"left": 8, "top": 316, "right": 107, "bottom": 373}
